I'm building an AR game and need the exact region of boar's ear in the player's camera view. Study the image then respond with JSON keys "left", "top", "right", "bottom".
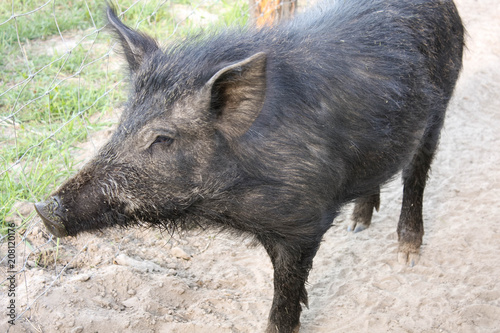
{"left": 205, "top": 52, "right": 267, "bottom": 139}
{"left": 106, "top": 5, "right": 159, "bottom": 72}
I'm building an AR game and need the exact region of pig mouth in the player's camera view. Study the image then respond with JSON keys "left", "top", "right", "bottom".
{"left": 34, "top": 196, "right": 69, "bottom": 238}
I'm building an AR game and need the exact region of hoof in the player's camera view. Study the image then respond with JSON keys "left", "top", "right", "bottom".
{"left": 397, "top": 245, "right": 420, "bottom": 267}
{"left": 347, "top": 221, "right": 369, "bottom": 233}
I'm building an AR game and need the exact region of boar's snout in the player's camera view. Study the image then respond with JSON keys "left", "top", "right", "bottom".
{"left": 34, "top": 196, "right": 68, "bottom": 238}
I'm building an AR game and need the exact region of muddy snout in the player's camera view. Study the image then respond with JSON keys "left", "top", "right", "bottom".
{"left": 34, "top": 196, "right": 68, "bottom": 238}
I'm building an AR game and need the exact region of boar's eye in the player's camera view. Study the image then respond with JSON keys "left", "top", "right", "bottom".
{"left": 151, "top": 135, "right": 174, "bottom": 147}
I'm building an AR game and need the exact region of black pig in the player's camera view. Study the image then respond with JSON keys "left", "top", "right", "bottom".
{"left": 35, "top": 0, "right": 464, "bottom": 331}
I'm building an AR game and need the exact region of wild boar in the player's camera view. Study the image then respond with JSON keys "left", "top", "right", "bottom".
{"left": 35, "top": 0, "right": 464, "bottom": 331}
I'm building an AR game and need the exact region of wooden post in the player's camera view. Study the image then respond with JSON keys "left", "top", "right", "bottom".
{"left": 249, "top": 0, "right": 297, "bottom": 27}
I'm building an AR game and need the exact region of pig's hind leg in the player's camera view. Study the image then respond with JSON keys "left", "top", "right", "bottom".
{"left": 348, "top": 187, "right": 380, "bottom": 233}
{"left": 397, "top": 110, "right": 445, "bottom": 266}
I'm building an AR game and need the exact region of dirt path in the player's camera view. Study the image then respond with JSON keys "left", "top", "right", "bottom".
{"left": 2, "top": 0, "right": 499, "bottom": 332}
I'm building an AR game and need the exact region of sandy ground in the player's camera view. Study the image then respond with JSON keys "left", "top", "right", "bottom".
{"left": 1, "top": 0, "right": 500, "bottom": 332}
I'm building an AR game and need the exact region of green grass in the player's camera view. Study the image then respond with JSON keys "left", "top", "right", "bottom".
{"left": 0, "top": 0, "right": 249, "bottom": 233}
{"left": 0, "top": 0, "right": 103, "bottom": 46}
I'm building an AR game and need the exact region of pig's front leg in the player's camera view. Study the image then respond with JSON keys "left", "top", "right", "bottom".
{"left": 260, "top": 237, "right": 319, "bottom": 333}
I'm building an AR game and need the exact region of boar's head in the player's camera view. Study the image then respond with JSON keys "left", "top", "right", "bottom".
{"left": 35, "top": 6, "right": 267, "bottom": 237}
